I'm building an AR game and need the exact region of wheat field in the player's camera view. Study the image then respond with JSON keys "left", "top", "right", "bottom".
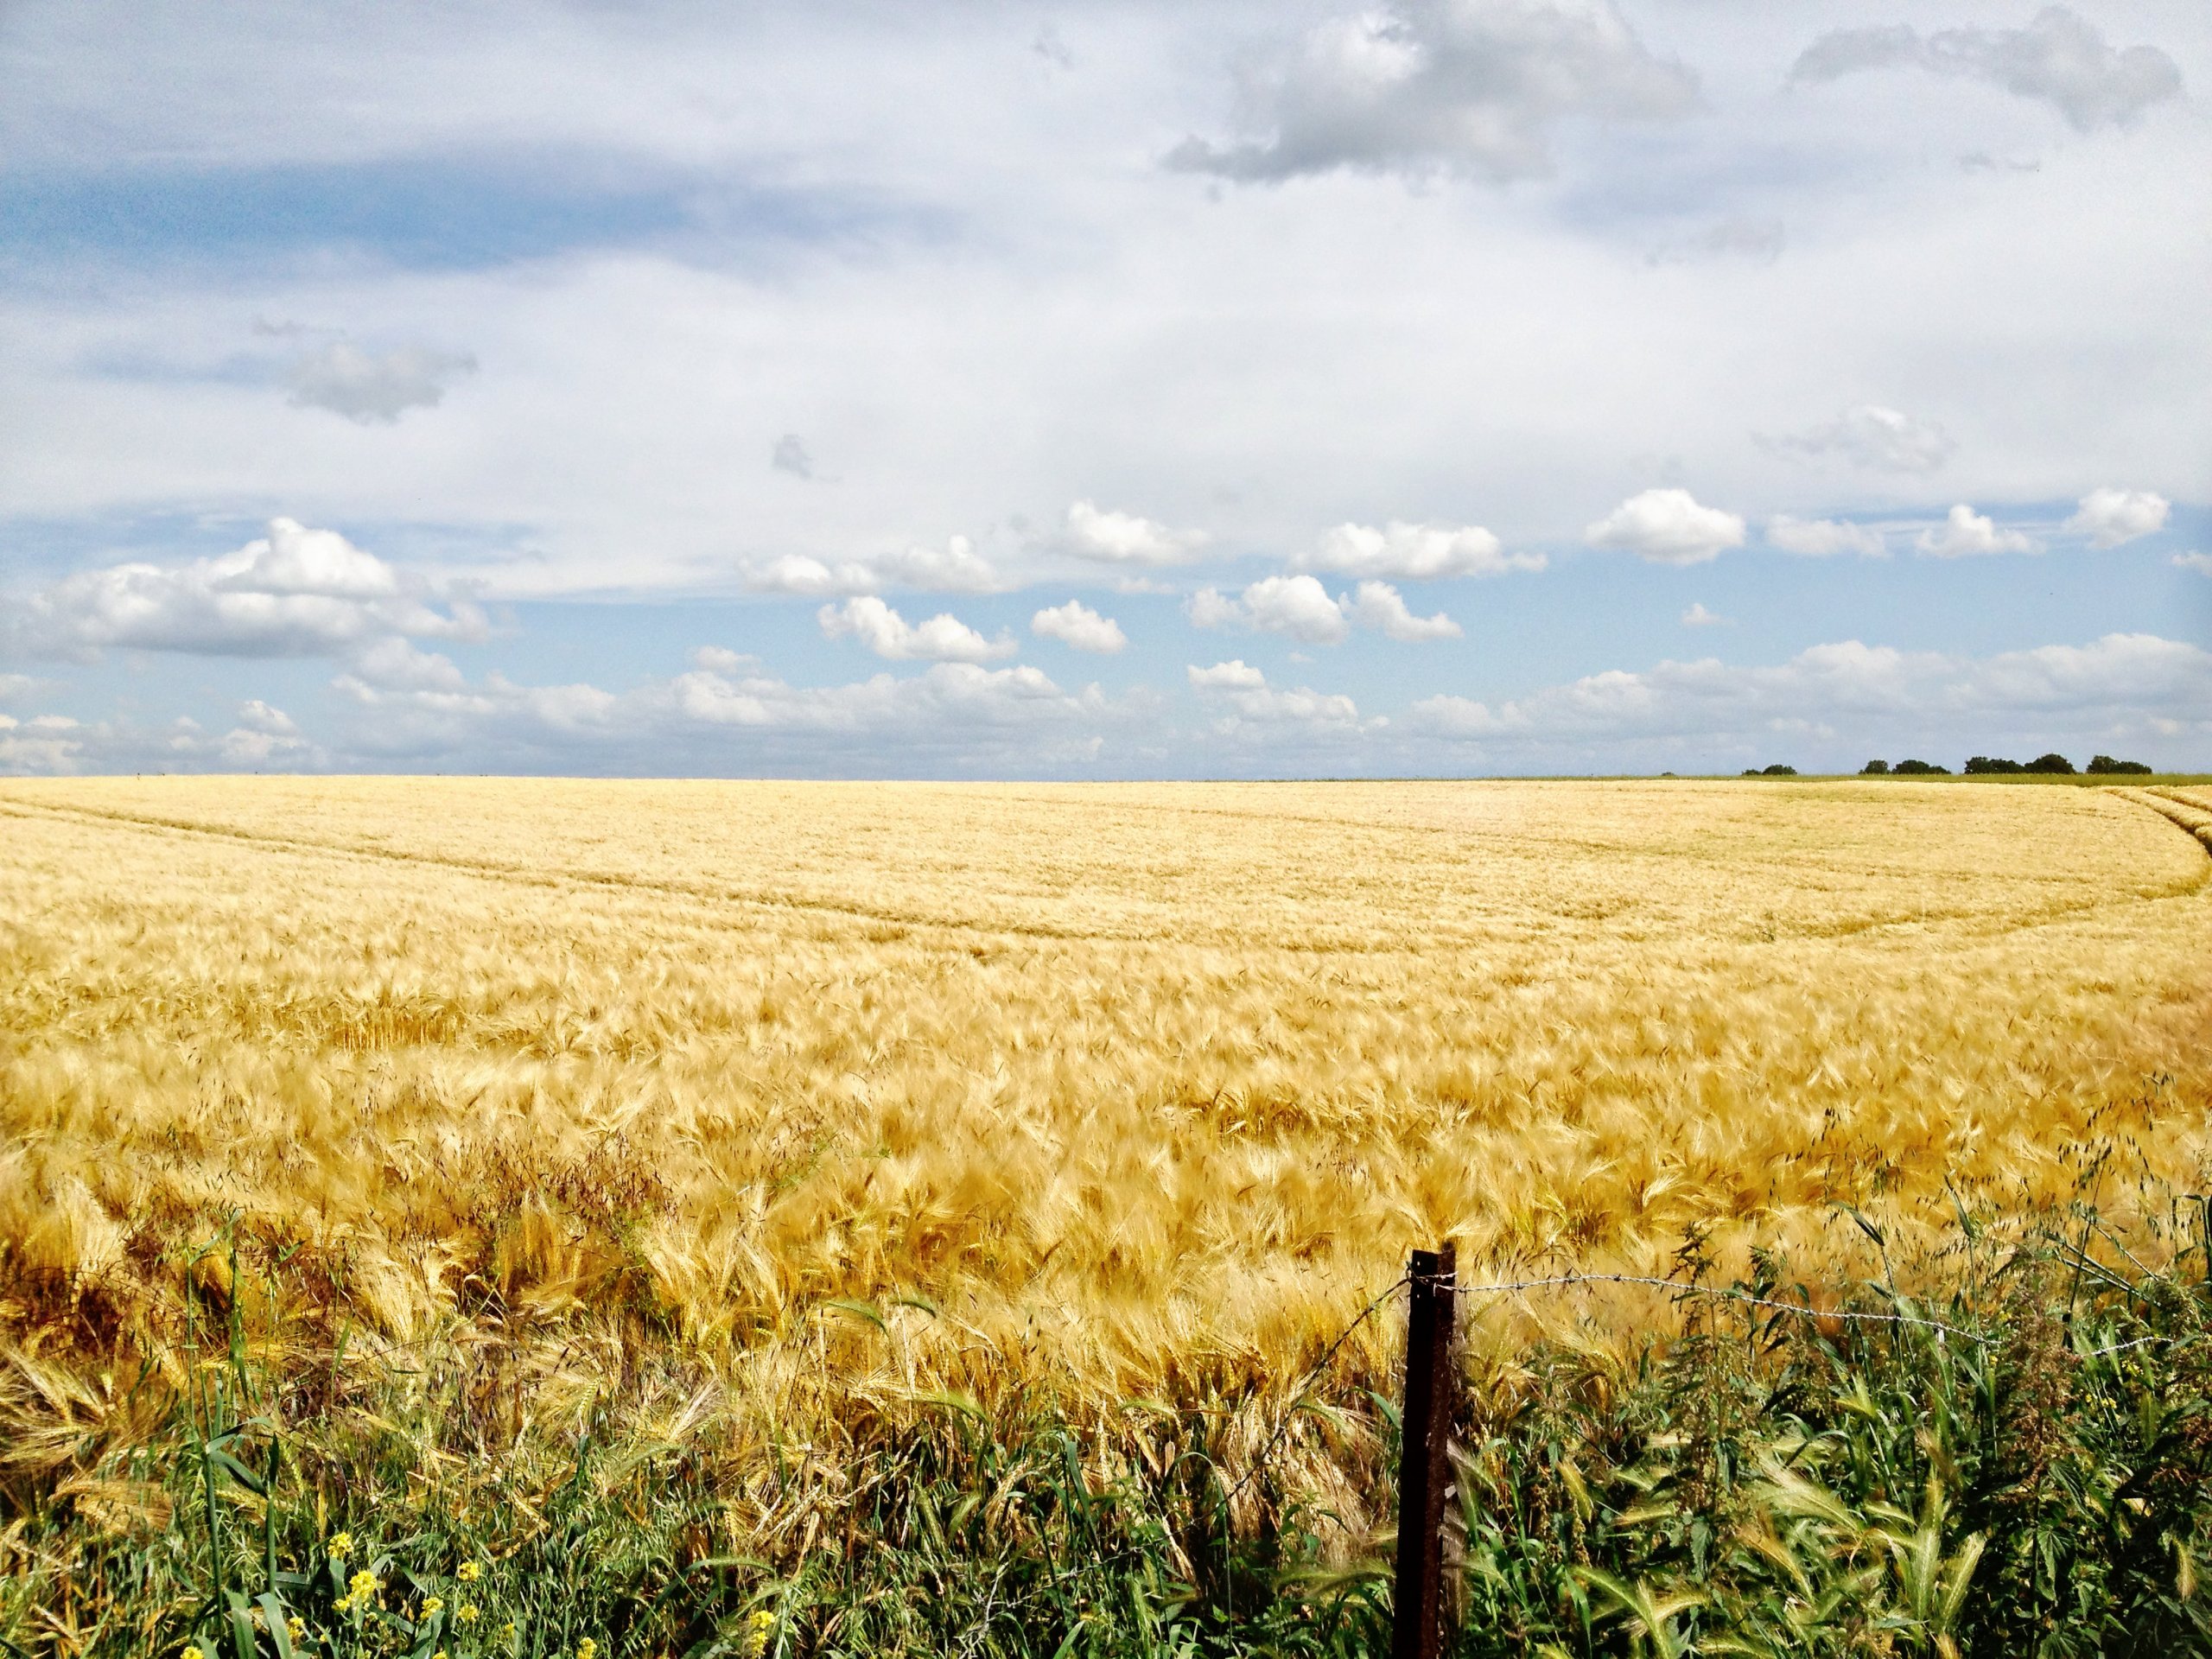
{"left": 1, "top": 774, "right": 2209, "bottom": 1570}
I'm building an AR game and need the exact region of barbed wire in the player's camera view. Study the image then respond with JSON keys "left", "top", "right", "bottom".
{"left": 1223, "top": 1259, "right": 2196, "bottom": 1501}
{"left": 1454, "top": 1272, "right": 1986, "bottom": 1341}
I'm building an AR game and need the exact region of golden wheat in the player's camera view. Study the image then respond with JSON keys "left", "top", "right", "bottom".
{"left": 1, "top": 776, "right": 2207, "bottom": 1517}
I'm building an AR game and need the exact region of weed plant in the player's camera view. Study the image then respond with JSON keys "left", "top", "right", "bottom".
{"left": 4, "top": 1196, "right": 2205, "bottom": 1657}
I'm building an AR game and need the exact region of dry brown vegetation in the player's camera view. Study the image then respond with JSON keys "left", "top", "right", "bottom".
{"left": 0, "top": 779, "right": 2202, "bottom": 1389}
{"left": 1, "top": 776, "right": 2208, "bottom": 1535}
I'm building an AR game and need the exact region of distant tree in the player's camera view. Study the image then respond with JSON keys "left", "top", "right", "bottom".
{"left": 1894, "top": 759, "right": 1948, "bottom": 774}
{"left": 2026, "top": 753, "right": 2075, "bottom": 774}
{"left": 1860, "top": 760, "right": 1891, "bottom": 775}
{"left": 1761, "top": 764, "right": 1797, "bottom": 776}
{"left": 1964, "top": 756, "right": 2026, "bottom": 774}
{"left": 2087, "top": 754, "right": 2153, "bottom": 775}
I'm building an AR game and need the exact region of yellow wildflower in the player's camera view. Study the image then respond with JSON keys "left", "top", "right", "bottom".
{"left": 456, "top": 1605, "right": 480, "bottom": 1625}
{"left": 579, "top": 1641, "right": 598, "bottom": 1659}
{"left": 327, "top": 1531, "right": 353, "bottom": 1558}
{"left": 422, "top": 1597, "right": 444, "bottom": 1617}
{"left": 501, "top": 1624, "right": 518, "bottom": 1643}
{"left": 348, "top": 1568, "right": 380, "bottom": 1599}
{"left": 183, "top": 1647, "right": 207, "bottom": 1659}
{"left": 743, "top": 1607, "right": 777, "bottom": 1658}
{"left": 456, "top": 1560, "right": 482, "bottom": 1583}
{"left": 286, "top": 1617, "right": 305, "bottom": 1641}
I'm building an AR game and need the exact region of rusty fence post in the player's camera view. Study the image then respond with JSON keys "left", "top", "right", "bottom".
{"left": 1391, "top": 1241, "right": 1457, "bottom": 1659}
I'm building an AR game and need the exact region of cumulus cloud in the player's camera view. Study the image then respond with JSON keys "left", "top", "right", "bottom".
{"left": 1916, "top": 504, "right": 2033, "bottom": 558}
{"left": 1767, "top": 405, "right": 1955, "bottom": 474}
{"left": 741, "top": 536, "right": 1004, "bottom": 596}
{"left": 1585, "top": 488, "right": 1745, "bottom": 565}
{"left": 1408, "top": 632, "right": 2210, "bottom": 744}
{"left": 691, "top": 645, "right": 760, "bottom": 674}
{"left": 219, "top": 714, "right": 316, "bottom": 766}
{"left": 1188, "top": 574, "right": 1461, "bottom": 645}
{"left": 2064, "top": 487, "right": 2170, "bottom": 549}
{"left": 308, "top": 649, "right": 1132, "bottom": 775}
{"left": 1789, "top": 9, "right": 2183, "bottom": 133}
{"left": 1030, "top": 600, "right": 1128, "bottom": 653}
{"left": 286, "top": 342, "right": 477, "bottom": 423}
{"left": 342, "top": 636, "right": 469, "bottom": 692}
{"left": 2175, "top": 553, "right": 2212, "bottom": 576}
{"left": 1186, "top": 659, "right": 1365, "bottom": 728}
{"left": 869, "top": 535, "right": 1007, "bottom": 593}
{"left": 1680, "top": 602, "right": 1726, "bottom": 627}
{"left": 1168, "top": 0, "right": 1700, "bottom": 184}
{"left": 0, "top": 702, "right": 327, "bottom": 776}
{"left": 0, "top": 715, "right": 86, "bottom": 775}
{"left": 1061, "top": 501, "right": 1207, "bottom": 566}
{"left": 1189, "top": 574, "right": 1350, "bottom": 644}
{"left": 7, "top": 518, "right": 484, "bottom": 658}
{"left": 1187, "top": 660, "right": 1267, "bottom": 690}
{"left": 1765, "top": 516, "right": 1888, "bottom": 558}
{"left": 234, "top": 699, "right": 297, "bottom": 735}
{"left": 1298, "top": 519, "right": 1542, "bottom": 580}
{"left": 741, "top": 555, "right": 878, "bottom": 597}
{"left": 1343, "top": 580, "right": 1462, "bottom": 640}
{"left": 771, "top": 434, "right": 817, "bottom": 479}
{"left": 817, "top": 595, "right": 1016, "bottom": 663}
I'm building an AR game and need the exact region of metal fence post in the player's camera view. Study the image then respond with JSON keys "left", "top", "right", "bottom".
{"left": 1391, "top": 1241, "right": 1457, "bottom": 1659}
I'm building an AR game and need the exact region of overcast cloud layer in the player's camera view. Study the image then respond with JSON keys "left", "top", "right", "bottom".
{"left": 1, "top": 1, "right": 2207, "bottom": 778}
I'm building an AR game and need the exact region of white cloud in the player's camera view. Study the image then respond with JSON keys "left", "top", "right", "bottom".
{"left": 1298, "top": 519, "right": 1542, "bottom": 581}
{"left": 1790, "top": 10, "right": 2184, "bottom": 133}
{"left": 1409, "top": 632, "right": 2211, "bottom": 745}
{"left": 1765, "top": 516, "right": 1888, "bottom": 559}
{"left": 1186, "top": 658, "right": 1363, "bottom": 729}
{"left": 219, "top": 722, "right": 315, "bottom": 766}
{"left": 1767, "top": 405, "right": 1955, "bottom": 474}
{"left": 344, "top": 636, "right": 468, "bottom": 692}
{"left": 1187, "top": 660, "right": 1267, "bottom": 691}
{"left": 2064, "top": 486, "right": 2170, "bottom": 549}
{"left": 1062, "top": 501, "right": 1207, "bottom": 567}
{"left": 2175, "top": 552, "right": 2212, "bottom": 576}
{"left": 691, "top": 645, "right": 760, "bottom": 673}
{"left": 7, "top": 519, "right": 483, "bottom": 658}
{"left": 308, "top": 647, "right": 1134, "bottom": 775}
{"left": 869, "top": 535, "right": 1007, "bottom": 594}
{"left": 234, "top": 698, "right": 297, "bottom": 735}
{"left": 1916, "top": 504, "right": 2033, "bottom": 558}
{"left": 741, "top": 555, "right": 878, "bottom": 597}
{"left": 817, "top": 595, "right": 1015, "bottom": 663}
{"left": 1191, "top": 573, "right": 1461, "bottom": 644}
{"left": 1030, "top": 600, "right": 1127, "bottom": 653}
{"left": 741, "top": 536, "right": 1003, "bottom": 596}
{"left": 286, "top": 342, "right": 476, "bottom": 423}
{"left": 1680, "top": 602, "right": 1726, "bottom": 627}
{"left": 1169, "top": 0, "right": 1700, "bottom": 184}
{"left": 1343, "top": 580, "right": 1461, "bottom": 641}
{"left": 1189, "top": 574, "right": 1350, "bottom": 644}
{"left": 1585, "top": 488, "right": 1745, "bottom": 565}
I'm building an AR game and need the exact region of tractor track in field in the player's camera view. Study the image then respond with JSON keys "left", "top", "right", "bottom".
{"left": 3, "top": 787, "right": 2203, "bottom": 963}
{"left": 2127, "top": 787, "right": 2212, "bottom": 855}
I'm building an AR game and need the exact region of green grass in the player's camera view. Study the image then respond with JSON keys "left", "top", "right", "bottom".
{"left": 5, "top": 1199, "right": 2209, "bottom": 1658}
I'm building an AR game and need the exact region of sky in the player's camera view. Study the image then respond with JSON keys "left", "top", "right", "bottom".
{"left": 2, "top": 0, "right": 2208, "bottom": 779}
